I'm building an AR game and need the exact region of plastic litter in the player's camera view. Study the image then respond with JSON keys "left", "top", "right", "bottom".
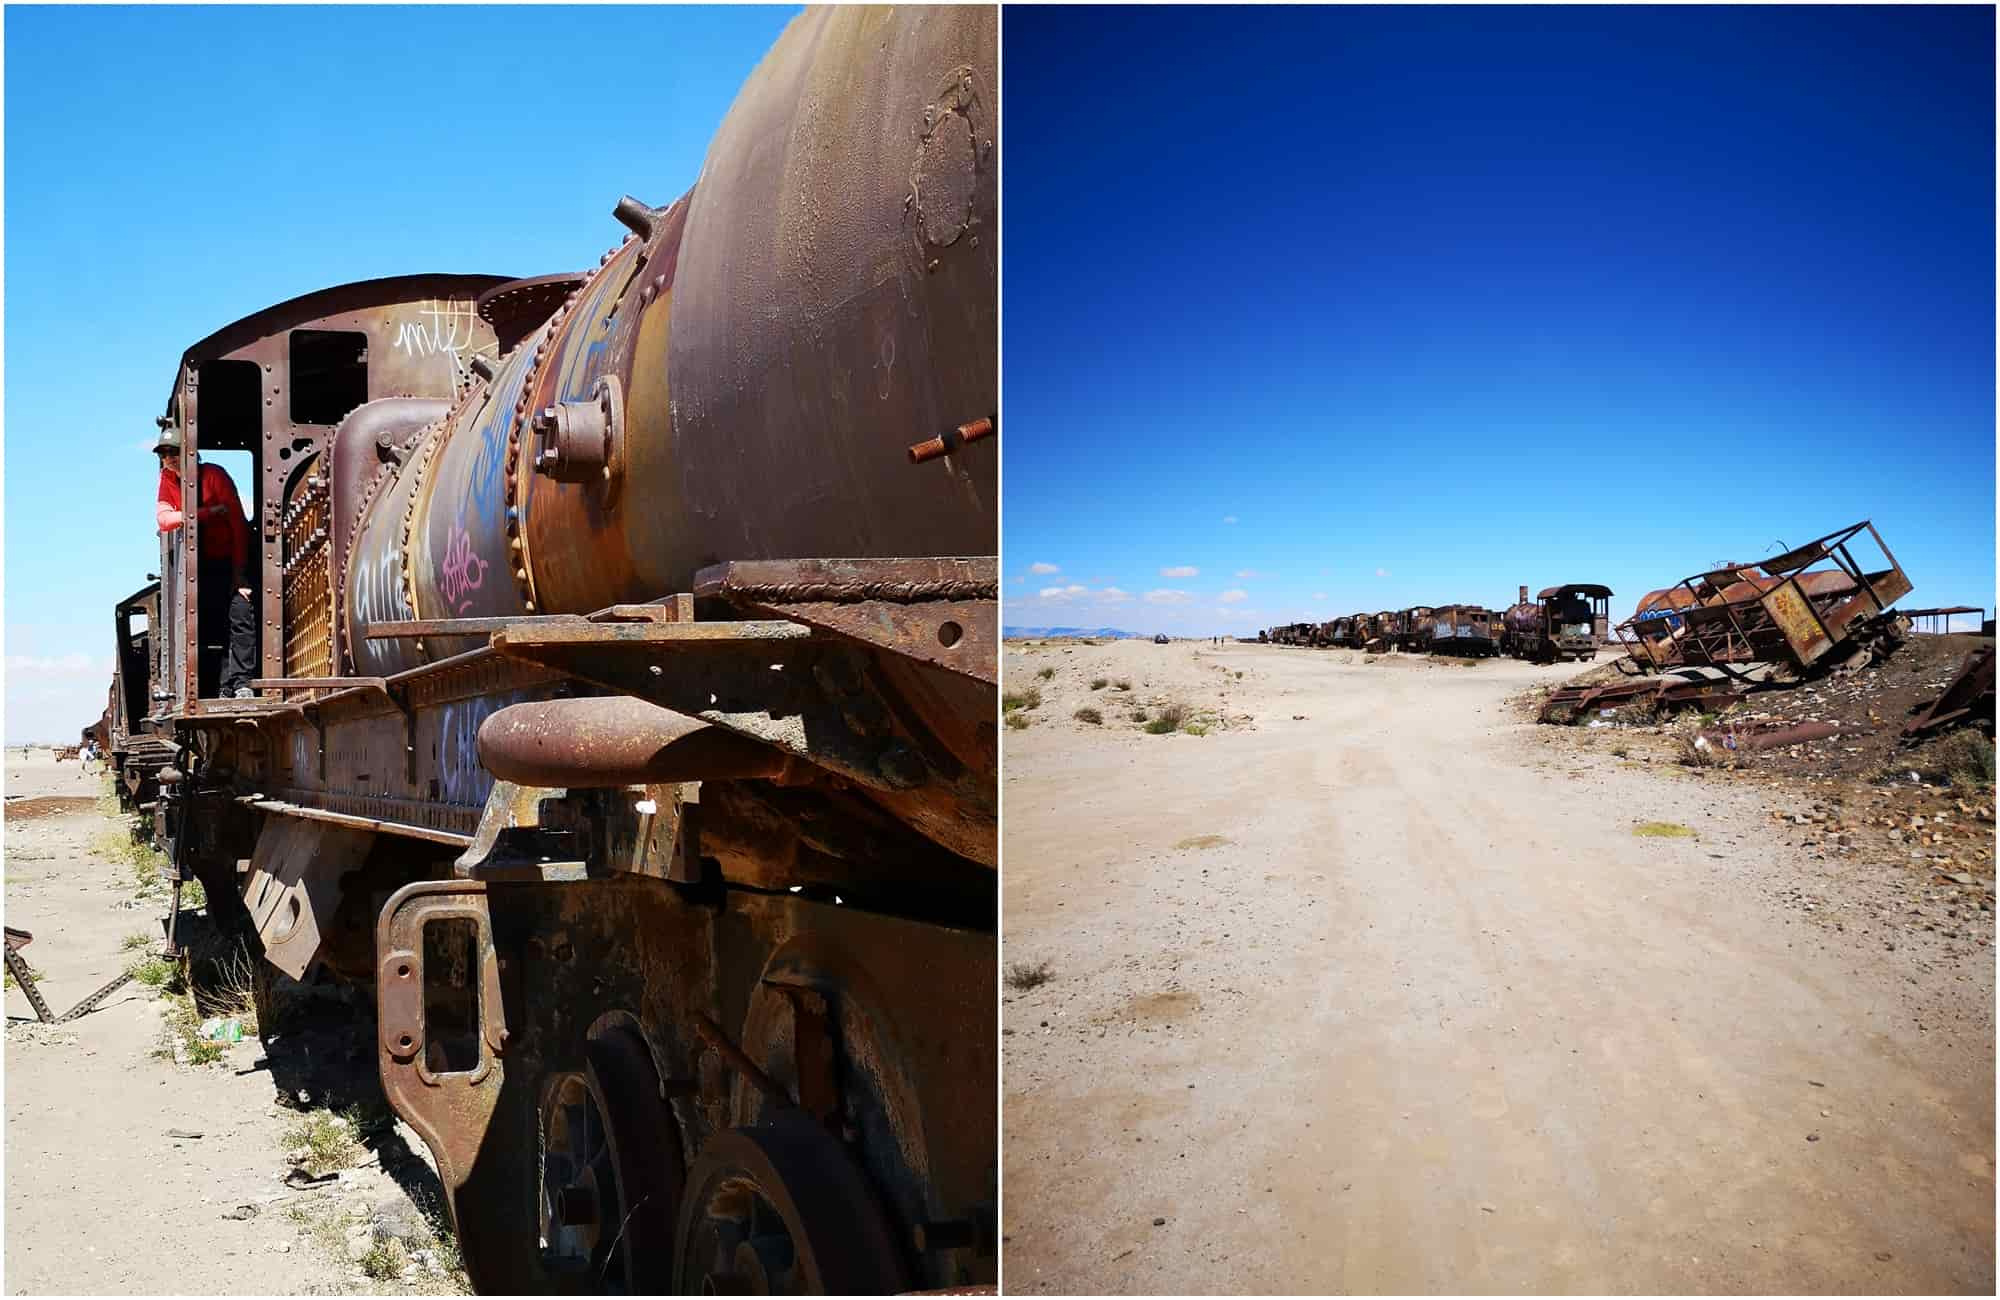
{"left": 198, "top": 1017, "right": 244, "bottom": 1043}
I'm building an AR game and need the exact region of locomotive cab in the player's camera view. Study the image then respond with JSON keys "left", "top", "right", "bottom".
{"left": 153, "top": 274, "right": 510, "bottom": 713}
{"left": 1540, "top": 583, "right": 1612, "bottom": 661}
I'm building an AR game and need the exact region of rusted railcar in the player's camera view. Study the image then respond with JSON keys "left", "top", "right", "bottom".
{"left": 1502, "top": 583, "right": 1611, "bottom": 663}
{"left": 1367, "top": 610, "right": 1402, "bottom": 652}
{"left": 1617, "top": 521, "right": 1910, "bottom": 673}
{"left": 130, "top": 9, "right": 996, "bottom": 1294}
{"left": 1334, "top": 613, "right": 1374, "bottom": 650}
{"left": 1430, "top": 605, "right": 1502, "bottom": 656}
{"left": 1399, "top": 606, "right": 1436, "bottom": 652}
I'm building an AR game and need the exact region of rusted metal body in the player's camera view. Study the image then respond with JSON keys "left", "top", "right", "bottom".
{"left": 1332, "top": 613, "right": 1373, "bottom": 650}
{"left": 1505, "top": 583, "right": 1611, "bottom": 663}
{"left": 1537, "top": 672, "right": 1748, "bottom": 723}
{"left": 1700, "top": 720, "right": 1845, "bottom": 752}
{"left": 1616, "top": 522, "right": 1911, "bottom": 673}
{"left": 1431, "top": 605, "right": 1502, "bottom": 656}
{"left": 118, "top": 8, "right": 997, "bottom": 1294}
{"left": 1368, "top": 610, "right": 1403, "bottom": 652}
{"left": 1904, "top": 646, "right": 1996, "bottom": 739}
{"left": 3, "top": 927, "right": 138, "bottom": 1024}
{"left": 97, "top": 583, "right": 177, "bottom": 811}
{"left": 1399, "top": 606, "right": 1436, "bottom": 652}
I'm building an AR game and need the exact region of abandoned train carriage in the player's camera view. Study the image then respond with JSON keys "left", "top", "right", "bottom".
{"left": 138, "top": 7, "right": 996, "bottom": 1295}
{"left": 1399, "top": 606, "right": 1436, "bottom": 652}
{"left": 1431, "top": 604, "right": 1503, "bottom": 656}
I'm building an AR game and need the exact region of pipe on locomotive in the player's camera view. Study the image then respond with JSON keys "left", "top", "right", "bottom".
{"left": 341, "top": 5, "right": 997, "bottom": 676}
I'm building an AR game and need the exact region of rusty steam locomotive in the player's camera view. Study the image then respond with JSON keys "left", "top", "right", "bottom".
{"left": 110, "top": 8, "right": 996, "bottom": 1293}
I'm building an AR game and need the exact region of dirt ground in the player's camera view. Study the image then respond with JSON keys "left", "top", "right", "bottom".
{"left": 3, "top": 750, "right": 468, "bottom": 1296}
{"left": 1001, "top": 640, "right": 1995, "bottom": 1295}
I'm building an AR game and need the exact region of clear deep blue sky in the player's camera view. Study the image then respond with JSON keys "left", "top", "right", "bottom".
{"left": 4, "top": 4, "right": 798, "bottom": 741}
{"left": 1002, "top": 4, "right": 1995, "bottom": 637}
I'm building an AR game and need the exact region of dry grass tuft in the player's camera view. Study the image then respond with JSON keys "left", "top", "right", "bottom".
{"left": 1937, "top": 730, "right": 1996, "bottom": 788}
{"left": 1670, "top": 714, "right": 1727, "bottom": 767}
{"left": 1006, "top": 960, "right": 1054, "bottom": 991}
{"left": 281, "top": 1107, "right": 366, "bottom": 1178}
{"left": 1002, "top": 686, "right": 1043, "bottom": 712}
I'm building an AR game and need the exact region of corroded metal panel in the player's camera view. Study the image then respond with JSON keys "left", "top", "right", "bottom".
{"left": 242, "top": 817, "right": 375, "bottom": 979}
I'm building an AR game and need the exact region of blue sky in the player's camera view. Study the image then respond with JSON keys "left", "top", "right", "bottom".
{"left": 3, "top": 4, "right": 797, "bottom": 741}
{"left": 1002, "top": 5, "right": 1995, "bottom": 637}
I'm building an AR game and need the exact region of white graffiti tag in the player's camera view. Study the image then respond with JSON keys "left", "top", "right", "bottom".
{"left": 392, "top": 299, "right": 491, "bottom": 388}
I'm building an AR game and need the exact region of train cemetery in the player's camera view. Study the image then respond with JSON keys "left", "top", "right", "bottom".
{"left": 1000, "top": 518, "right": 1994, "bottom": 1296}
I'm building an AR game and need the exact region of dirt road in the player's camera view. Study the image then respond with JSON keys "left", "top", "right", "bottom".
{"left": 4, "top": 751, "right": 464, "bottom": 1296}
{"left": 1002, "top": 641, "right": 1994, "bottom": 1294}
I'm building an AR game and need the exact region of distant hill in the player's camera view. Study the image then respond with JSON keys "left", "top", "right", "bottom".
{"left": 1003, "top": 626, "right": 1138, "bottom": 640}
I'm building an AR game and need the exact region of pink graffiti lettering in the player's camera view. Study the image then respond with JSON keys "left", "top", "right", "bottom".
{"left": 440, "top": 521, "right": 489, "bottom": 613}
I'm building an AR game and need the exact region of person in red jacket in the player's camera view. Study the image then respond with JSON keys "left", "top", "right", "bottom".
{"left": 155, "top": 426, "right": 257, "bottom": 698}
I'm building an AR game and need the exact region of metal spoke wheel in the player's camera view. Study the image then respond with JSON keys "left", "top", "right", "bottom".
{"left": 538, "top": 1023, "right": 684, "bottom": 1293}
{"left": 674, "top": 1111, "right": 910, "bottom": 1295}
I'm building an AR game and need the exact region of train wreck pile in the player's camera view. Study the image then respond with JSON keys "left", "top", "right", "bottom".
{"left": 1540, "top": 520, "right": 1996, "bottom": 787}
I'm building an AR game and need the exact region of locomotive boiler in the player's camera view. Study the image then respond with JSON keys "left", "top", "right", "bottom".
{"left": 133, "top": 8, "right": 997, "bottom": 1294}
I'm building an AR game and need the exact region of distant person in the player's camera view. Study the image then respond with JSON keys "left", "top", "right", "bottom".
{"left": 155, "top": 427, "right": 256, "bottom": 698}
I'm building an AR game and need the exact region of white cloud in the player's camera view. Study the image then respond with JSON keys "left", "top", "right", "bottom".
{"left": 1218, "top": 589, "right": 1248, "bottom": 604}
{"left": 1029, "top": 561, "right": 1061, "bottom": 575}
{"left": 1039, "top": 584, "right": 1089, "bottom": 601}
{"left": 1312, "top": 592, "right": 1327, "bottom": 601}
{"left": 1235, "top": 569, "right": 1258, "bottom": 579}
{"left": 1222, "top": 515, "right": 1238, "bottom": 525}
{"left": 1145, "top": 589, "right": 1192, "bottom": 605}
{"left": 1375, "top": 568, "right": 1389, "bottom": 578}
{"left": 1161, "top": 565, "right": 1199, "bottom": 578}
{"left": 1100, "top": 587, "right": 1133, "bottom": 603}
{"left": 5, "top": 654, "right": 111, "bottom": 677}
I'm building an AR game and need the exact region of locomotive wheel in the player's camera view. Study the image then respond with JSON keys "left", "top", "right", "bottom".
{"left": 673, "top": 1111, "right": 910, "bottom": 1295}
{"left": 539, "top": 1024, "right": 685, "bottom": 1293}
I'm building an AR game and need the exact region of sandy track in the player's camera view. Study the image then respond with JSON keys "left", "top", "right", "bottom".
{"left": 1001, "top": 641, "right": 1994, "bottom": 1294}
{"left": 4, "top": 752, "right": 460, "bottom": 1296}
